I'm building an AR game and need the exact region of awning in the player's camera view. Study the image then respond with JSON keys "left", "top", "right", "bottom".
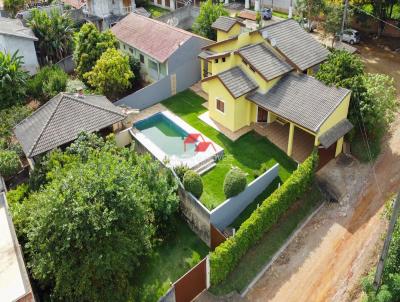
{"left": 319, "top": 119, "right": 353, "bottom": 148}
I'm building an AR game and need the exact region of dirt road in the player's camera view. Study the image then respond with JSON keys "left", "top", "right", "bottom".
{"left": 244, "top": 43, "right": 400, "bottom": 302}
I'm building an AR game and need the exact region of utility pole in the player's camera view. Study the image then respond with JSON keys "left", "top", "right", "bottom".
{"left": 373, "top": 193, "right": 400, "bottom": 291}
{"left": 340, "top": 0, "right": 349, "bottom": 41}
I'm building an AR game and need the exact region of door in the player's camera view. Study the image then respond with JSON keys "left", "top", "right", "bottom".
{"left": 317, "top": 143, "right": 336, "bottom": 170}
{"left": 257, "top": 107, "right": 268, "bottom": 122}
{"left": 123, "top": 0, "right": 131, "bottom": 11}
{"left": 165, "top": 0, "right": 170, "bottom": 7}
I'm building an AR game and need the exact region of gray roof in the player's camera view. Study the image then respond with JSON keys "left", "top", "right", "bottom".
{"left": 216, "top": 67, "right": 258, "bottom": 98}
{"left": 259, "top": 19, "right": 329, "bottom": 71}
{"left": 238, "top": 43, "right": 293, "bottom": 80}
{"left": 211, "top": 16, "right": 244, "bottom": 32}
{"left": 198, "top": 50, "right": 230, "bottom": 60}
{"left": 319, "top": 119, "right": 353, "bottom": 148}
{"left": 0, "top": 17, "right": 37, "bottom": 41}
{"left": 14, "top": 93, "right": 126, "bottom": 157}
{"left": 247, "top": 73, "right": 350, "bottom": 132}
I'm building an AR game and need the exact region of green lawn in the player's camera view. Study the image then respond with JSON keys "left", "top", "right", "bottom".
{"left": 162, "top": 90, "right": 297, "bottom": 210}
{"left": 272, "top": 11, "right": 289, "bottom": 19}
{"left": 210, "top": 185, "right": 323, "bottom": 295}
{"left": 133, "top": 216, "right": 209, "bottom": 302}
{"left": 144, "top": 4, "right": 170, "bottom": 18}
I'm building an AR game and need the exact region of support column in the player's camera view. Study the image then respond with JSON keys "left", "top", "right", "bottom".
{"left": 132, "top": 0, "right": 136, "bottom": 9}
{"left": 245, "top": 0, "right": 250, "bottom": 9}
{"left": 255, "top": 0, "right": 260, "bottom": 11}
{"left": 314, "top": 135, "right": 319, "bottom": 146}
{"left": 225, "top": 0, "right": 229, "bottom": 5}
{"left": 287, "top": 122, "right": 294, "bottom": 156}
{"left": 170, "top": 0, "right": 175, "bottom": 10}
{"left": 335, "top": 137, "right": 344, "bottom": 157}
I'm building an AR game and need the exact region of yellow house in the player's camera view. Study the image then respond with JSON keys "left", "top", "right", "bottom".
{"left": 198, "top": 18, "right": 353, "bottom": 163}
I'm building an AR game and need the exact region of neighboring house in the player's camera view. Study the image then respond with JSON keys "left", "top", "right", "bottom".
{"left": 199, "top": 17, "right": 353, "bottom": 161}
{"left": 14, "top": 93, "right": 126, "bottom": 166}
{"left": 111, "top": 13, "right": 211, "bottom": 83}
{"left": 0, "top": 17, "right": 39, "bottom": 75}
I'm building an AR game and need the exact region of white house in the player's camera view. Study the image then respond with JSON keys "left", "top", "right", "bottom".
{"left": 0, "top": 17, "right": 39, "bottom": 75}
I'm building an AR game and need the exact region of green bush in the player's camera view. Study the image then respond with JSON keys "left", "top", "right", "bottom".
{"left": 174, "top": 164, "right": 190, "bottom": 181}
{"left": 223, "top": 166, "right": 247, "bottom": 198}
{"left": 210, "top": 151, "right": 318, "bottom": 285}
{"left": 183, "top": 170, "right": 203, "bottom": 198}
{"left": 6, "top": 183, "right": 29, "bottom": 206}
{"left": 27, "top": 66, "right": 68, "bottom": 102}
{"left": 0, "top": 149, "right": 20, "bottom": 179}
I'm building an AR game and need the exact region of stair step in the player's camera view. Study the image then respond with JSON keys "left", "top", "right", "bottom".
{"left": 196, "top": 162, "right": 216, "bottom": 175}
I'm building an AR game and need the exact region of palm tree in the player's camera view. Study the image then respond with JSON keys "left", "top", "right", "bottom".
{"left": 27, "top": 9, "right": 74, "bottom": 64}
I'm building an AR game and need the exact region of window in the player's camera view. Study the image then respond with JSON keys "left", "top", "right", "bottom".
{"left": 140, "top": 54, "right": 144, "bottom": 64}
{"left": 148, "top": 59, "right": 158, "bottom": 72}
{"left": 215, "top": 59, "right": 219, "bottom": 63}
{"left": 222, "top": 57, "right": 226, "bottom": 62}
{"left": 129, "top": 48, "right": 133, "bottom": 54}
{"left": 216, "top": 98, "right": 225, "bottom": 113}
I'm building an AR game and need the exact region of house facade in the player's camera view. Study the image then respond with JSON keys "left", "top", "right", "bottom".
{"left": 200, "top": 18, "right": 353, "bottom": 160}
{"left": 0, "top": 17, "right": 39, "bottom": 75}
{"left": 111, "top": 13, "right": 211, "bottom": 83}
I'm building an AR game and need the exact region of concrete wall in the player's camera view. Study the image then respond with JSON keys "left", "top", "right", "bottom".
{"left": 210, "top": 163, "right": 279, "bottom": 230}
{"left": 251, "top": 0, "right": 295, "bottom": 13}
{"left": 156, "top": 5, "right": 199, "bottom": 30}
{"left": 55, "top": 55, "right": 75, "bottom": 74}
{"left": 0, "top": 35, "right": 39, "bottom": 75}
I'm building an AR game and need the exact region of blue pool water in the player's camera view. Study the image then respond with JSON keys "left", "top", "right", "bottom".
{"left": 134, "top": 113, "right": 196, "bottom": 158}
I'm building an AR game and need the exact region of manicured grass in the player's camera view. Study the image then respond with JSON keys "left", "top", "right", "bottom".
{"left": 133, "top": 216, "right": 209, "bottom": 302}
{"left": 162, "top": 90, "right": 297, "bottom": 210}
{"left": 272, "top": 11, "right": 289, "bottom": 19}
{"left": 144, "top": 4, "right": 170, "bottom": 18}
{"left": 209, "top": 185, "right": 323, "bottom": 295}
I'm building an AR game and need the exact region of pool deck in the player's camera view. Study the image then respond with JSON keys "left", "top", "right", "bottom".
{"left": 130, "top": 105, "right": 223, "bottom": 171}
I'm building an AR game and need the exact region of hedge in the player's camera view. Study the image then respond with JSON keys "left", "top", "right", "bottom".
{"left": 210, "top": 151, "right": 318, "bottom": 285}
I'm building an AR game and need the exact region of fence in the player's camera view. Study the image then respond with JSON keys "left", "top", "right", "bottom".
{"left": 210, "top": 224, "right": 227, "bottom": 250}
{"left": 159, "top": 256, "right": 209, "bottom": 302}
{"left": 156, "top": 5, "right": 200, "bottom": 30}
{"left": 115, "top": 74, "right": 172, "bottom": 110}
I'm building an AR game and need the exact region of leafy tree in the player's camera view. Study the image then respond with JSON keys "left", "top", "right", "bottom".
{"left": 0, "top": 51, "right": 29, "bottom": 109}
{"left": 73, "top": 23, "right": 118, "bottom": 79}
{"left": 27, "top": 65, "right": 68, "bottom": 102}
{"left": 3, "top": 0, "right": 25, "bottom": 16}
{"left": 128, "top": 54, "right": 141, "bottom": 86}
{"left": 0, "top": 105, "right": 32, "bottom": 138}
{"left": 14, "top": 133, "right": 179, "bottom": 302}
{"left": 295, "top": 0, "right": 325, "bottom": 23}
{"left": 0, "top": 149, "right": 20, "bottom": 179}
{"left": 84, "top": 48, "right": 133, "bottom": 99}
{"left": 192, "top": 0, "right": 228, "bottom": 40}
{"left": 27, "top": 9, "right": 74, "bottom": 64}
{"left": 323, "top": 4, "right": 344, "bottom": 47}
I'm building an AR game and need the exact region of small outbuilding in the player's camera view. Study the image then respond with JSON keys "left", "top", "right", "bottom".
{"left": 14, "top": 93, "right": 126, "bottom": 165}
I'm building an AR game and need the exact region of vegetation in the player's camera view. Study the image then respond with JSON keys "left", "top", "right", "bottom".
{"left": 173, "top": 164, "right": 190, "bottom": 182}
{"left": 183, "top": 170, "right": 203, "bottom": 198}
{"left": 209, "top": 151, "right": 318, "bottom": 285}
{"left": 73, "top": 23, "right": 118, "bottom": 80}
{"left": 144, "top": 4, "right": 170, "bottom": 18}
{"left": 162, "top": 90, "right": 297, "bottom": 209}
{"left": 362, "top": 196, "right": 400, "bottom": 301}
{"left": 3, "top": 0, "right": 25, "bottom": 17}
{"left": 223, "top": 166, "right": 247, "bottom": 198}
{"left": 295, "top": 0, "right": 325, "bottom": 23}
{"left": 128, "top": 55, "right": 141, "bottom": 87}
{"left": 316, "top": 50, "right": 398, "bottom": 161}
{"left": 133, "top": 216, "right": 209, "bottom": 302}
{"left": 322, "top": 3, "right": 343, "bottom": 46}
{"left": 84, "top": 48, "right": 133, "bottom": 99}
{"left": 0, "top": 51, "right": 29, "bottom": 109}
{"left": 211, "top": 184, "right": 322, "bottom": 295}
{"left": 27, "top": 66, "right": 68, "bottom": 102}
{"left": 28, "top": 9, "right": 74, "bottom": 64}
{"left": 10, "top": 133, "right": 179, "bottom": 301}
{"left": 192, "top": 0, "right": 228, "bottom": 40}
{"left": 0, "top": 149, "right": 20, "bottom": 178}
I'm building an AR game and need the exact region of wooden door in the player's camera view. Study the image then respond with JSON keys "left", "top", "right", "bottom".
{"left": 257, "top": 107, "right": 268, "bottom": 122}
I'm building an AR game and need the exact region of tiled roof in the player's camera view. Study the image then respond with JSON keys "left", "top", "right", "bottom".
{"left": 0, "top": 17, "right": 37, "bottom": 40}
{"left": 217, "top": 67, "right": 258, "bottom": 98}
{"left": 211, "top": 16, "right": 245, "bottom": 32}
{"left": 198, "top": 50, "right": 230, "bottom": 60}
{"left": 319, "top": 119, "right": 353, "bottom": 148}
{"left": 247, "top": 73, "right": 350, "bottom": 132}
{"left": 111, "top": 13, "right": 209, "bottom": 63}
{"left": 238, "top": 43, "right": 293, "bottom": 80}
{"left": 259, "top": 19, "right": 329, "bottom": 71}
{"left": 14, "top": 93, "right": 126, "bottom": 157}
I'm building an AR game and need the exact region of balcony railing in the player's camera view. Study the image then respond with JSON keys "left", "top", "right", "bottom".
{"left": 122, "top": 6, "right": 133, "bottom": 14}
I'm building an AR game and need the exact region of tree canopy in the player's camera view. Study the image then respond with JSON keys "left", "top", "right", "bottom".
{"left": 3, "top": 0, "right": 25, "bottom": 17}
{"left": 84, "top": 48, "right": 133, "bottom": 99}
{"left": 192, "top": 0, "right": 228, "bottom": 40}
{"left": 12, "top": 133, "right": 179, "bottom": 301}
{"left": 73, "top": 23, "right": 118, "bottom": 80}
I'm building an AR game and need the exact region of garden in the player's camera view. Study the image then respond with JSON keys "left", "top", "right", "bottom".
{"left": 162, "top": 90, "right": 297, "bottom": 210}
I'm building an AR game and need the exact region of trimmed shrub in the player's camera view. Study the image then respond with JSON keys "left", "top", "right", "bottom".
{"left": 223, "top": 166, "right": 247, "bottom": 198}
{"left": 183, "top": 170, "right": 203, "bottom": 198}
{"left": 174, "top": 164, "right": 190, "bottom": 181}
{"left": 0, "top": 149, "right": 20, "bottom": 178}
{"left": 210, "top": 151, "right": 318, "bottom": 285}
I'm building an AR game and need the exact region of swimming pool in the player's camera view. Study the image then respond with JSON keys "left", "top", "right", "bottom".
{"left": 131, "top": 111, "right": 223, "bottom": 170}
{"left": 134, "top": 112, "right": 196, "bottom": 158}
